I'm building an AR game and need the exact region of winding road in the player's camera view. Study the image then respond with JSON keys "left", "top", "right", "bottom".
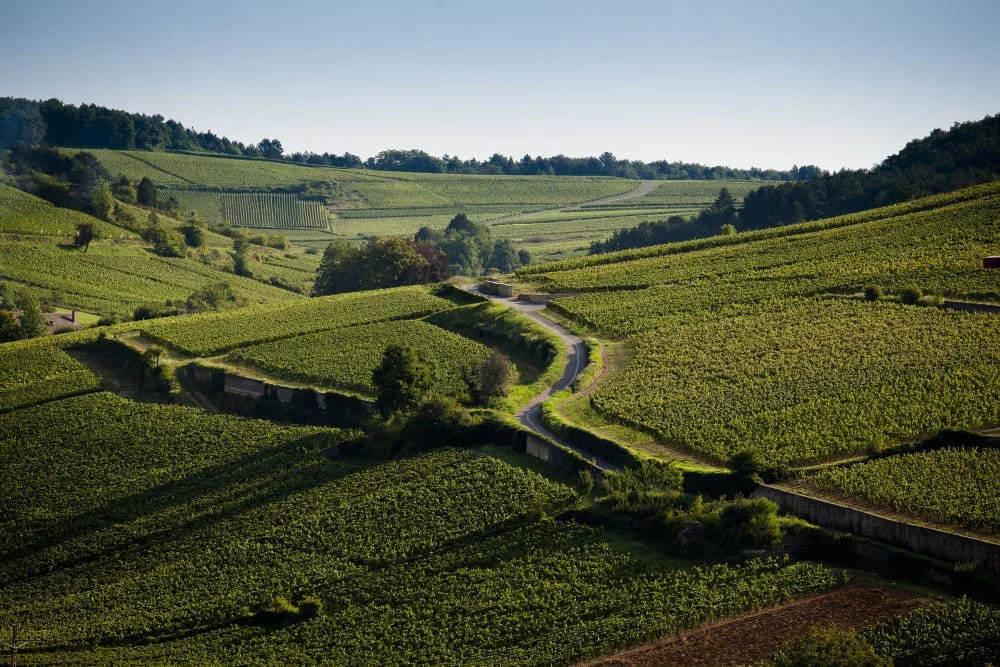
{"left": 465, "top": 287, "right": 618, "bottom": 471}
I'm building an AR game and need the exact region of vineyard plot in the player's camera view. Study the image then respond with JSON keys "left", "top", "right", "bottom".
{"left": 163, "top": 190, "right": 329, "bottom": 229}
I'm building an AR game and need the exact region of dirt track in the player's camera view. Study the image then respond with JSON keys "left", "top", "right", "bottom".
{"left": 577, "top": 585, "right": 928, "bottom": 667}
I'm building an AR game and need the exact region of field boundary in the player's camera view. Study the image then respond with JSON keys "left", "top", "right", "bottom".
{"left": 754, "top": 484, "right": 1000, "bottom": 571}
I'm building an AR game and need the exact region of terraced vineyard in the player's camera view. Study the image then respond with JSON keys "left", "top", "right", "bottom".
{"left": 0, "top": 341, "right": 102, "bottom": 411}
{"left": 228, "top": 319, "right": 490, "bottom": 396}
{"left": 141, "top": 285, "right": 453, "bottom": 356}
{"left": 808, "top": 447, "right": 1000, "bottom": 533}
{"left": 0, "top": 183, "right": 134, "bottom": 238}
{"left": 525, "top": 181, "right": 1000, "bottom": 466}
{"left": 0, "top": 241, "right": 299, "bottom": 315}
{"left": 166, "top": 190, "right": 329, "bottom": 229}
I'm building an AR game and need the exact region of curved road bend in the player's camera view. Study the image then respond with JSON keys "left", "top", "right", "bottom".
{"left": 464, "top": 287, "right": 619, "bottom": 471}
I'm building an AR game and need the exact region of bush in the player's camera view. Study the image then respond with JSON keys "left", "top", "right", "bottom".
{"left": 268, "top": 596, "right": 298, "bottom": 616}
{"left": 717, "top": 497, "right": 782, "bottom": 549}
{"left": 297, "top": 595, "right": 324, "bottom": 618}
{"left": 863, "top": 285, "right": 884, "bottom": 301}
{"left": 899, "top": 285, "right": 922, "bottom": 305}
{"left": 772, "top": 625, "right": 889, "bottom": 666}
{"left": 398, "top": 396, "right": 472, "bottom": 452}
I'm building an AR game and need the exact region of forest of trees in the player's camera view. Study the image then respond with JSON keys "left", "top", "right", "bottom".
{"left": 0, "top": 97, "right": 816, "bottom": 180}
{"left": 592, "top": 114, "right": 1000, "bottom": 254}
{"left": 738, "top": 114, "right": 1000, "bottom": 229}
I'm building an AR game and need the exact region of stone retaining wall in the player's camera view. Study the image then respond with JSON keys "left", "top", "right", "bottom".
{"left": 754, "top": 485, "right": 1000, "bottom": 571}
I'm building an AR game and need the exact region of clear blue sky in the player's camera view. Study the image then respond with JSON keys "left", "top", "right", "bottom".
{"left": 2, "top": 0, "right": 999, "bottom": 170}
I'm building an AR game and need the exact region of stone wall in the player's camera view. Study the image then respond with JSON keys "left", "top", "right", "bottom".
{"left": 754, "top": 485, "right": 1000, "bottom": 571}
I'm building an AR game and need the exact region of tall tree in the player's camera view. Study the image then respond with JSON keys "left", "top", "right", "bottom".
{"left": 372, "top": 344, "right": 431, "bottom": 415}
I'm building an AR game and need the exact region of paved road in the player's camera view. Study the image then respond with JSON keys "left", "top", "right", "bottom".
{"left": 465, "top": 287, "right": 618, "bottom": 471}
{"left": 491, "top": 180, "right": 658, "bottom": 224}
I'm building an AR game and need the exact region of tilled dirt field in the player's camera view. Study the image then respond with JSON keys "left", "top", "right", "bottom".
{"left": 577, "top": 585, "right": 928, "bottom": 667}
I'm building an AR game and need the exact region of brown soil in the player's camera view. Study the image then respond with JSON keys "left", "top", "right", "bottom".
{"left": 577, "top": 585, "right": 928, "bottom": 667}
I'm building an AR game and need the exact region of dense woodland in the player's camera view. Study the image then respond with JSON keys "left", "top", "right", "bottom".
{"left": 593, "top": 114, "right": 1000, "bottom": 254}
{"left": 0, "top": 97, "right": 817, "bottom": 179}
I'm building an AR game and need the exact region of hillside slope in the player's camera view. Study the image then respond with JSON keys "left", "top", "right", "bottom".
{"left": 524, "top": 181, "right": 1000, "bottom": 466}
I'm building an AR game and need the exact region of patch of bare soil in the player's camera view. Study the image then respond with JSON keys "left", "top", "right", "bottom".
{"left": 577, "top": 585, "right": 928, "bottom": 667}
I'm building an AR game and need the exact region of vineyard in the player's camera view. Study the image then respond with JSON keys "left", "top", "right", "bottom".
{"left": 228, "top": 319, "right": 490, "bottom": 396}
{"left": 866, "top": 598, "right": 1000, "bottom": 664}
{"left": 140, "top": 285, "right": 453, "bottom": 356}
{"left": 0, "top": 392, "right": 838, "bottom": 664}
{"left": 808, "top": 447, "right": 1000, "bottom": 534}
{"left": 0, "top": 341, "right": 101, "bottom": 411}
{"left": 164, "top": 190, "right": 329, "bottom": 229}
{"left": 0, "top": 183, "right": 134, "bottom": 238}
{"left": 524, "top": 182, "right": 1000, "bottom": 466}
{"left": 0, "top": 241, "right": 299, "bottom": 315}
{"left": 588, "top": 300, "right": 1000, "bottom": 465}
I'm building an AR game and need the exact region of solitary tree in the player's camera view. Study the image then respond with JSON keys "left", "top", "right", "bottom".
{"left": 74, "top": 221, "right": 101, "bottom": 252}
{"left": 372, "top": 344, "right": 431, "bottom": 416}
{"left": 478, "top": 349, "right": 512, "bottom": 402}
{"left": 90, "top": 178, "right": 114, "bottom": 221}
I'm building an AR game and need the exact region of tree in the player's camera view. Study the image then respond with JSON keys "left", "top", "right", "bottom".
{"left": 136, "top": 177, "right": 158, "bottom": 207}
{"left": 463, "top": 349, "right": 512, "bottom": 405}
{"left": 112, "top": 175, "right": 137, "bottom": 203}
{"left": 15, "top": 291, "right": 47, "bottom": 339}
{"left": 142, "top": 226, "right": 185, "bottom": 257}
{"left": 180, "top": 221, "right": 205, "bottom": 248}
{"left": 489, "top": 239, "right": 520, "bottom": 273}
{"left": 0, "top": 309, "right": 19, "bottom": 342}
{"left": 232, "top": 236, "right": 252, "bottom": 276}
{"left": 258, "top": 138, "right": 284, "bottom": 160}
{"left": 517, "top": 249, "right": 532, "bottom": 266}
{"left": 74, "top": 221, "right": 101, "bottom": 252}
{"left": 720, "top": 223, "right": 737, "bottom": 236}
{"left": 372, "top": 344, "right": 431, "bottom": 416}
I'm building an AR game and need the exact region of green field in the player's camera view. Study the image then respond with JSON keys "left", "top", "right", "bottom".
{"left": 0, "top": 392, "right": 838, "bottom": 665}
{"left": 0, "top": 183, "right": 134, "bottom": 239}
{"left": 808, "top": 447, "right": 1000, "bottom": 534}
{"left": 524, "top": 181, "right": 1000, "bottom": 466}
{"left": 0, "top": 240, "right": 300, "bottom": 315}
{"left": 167, "top": 190, "right": 329, "bottom": 229}
{"left": 141, "top": 284, "right": 453, "bottom": 356}
{"left": 228, "top": 319, "right": 490, "bottom": 397}
{"left": 0, "top": 341, "right": 102, "bottom": 411}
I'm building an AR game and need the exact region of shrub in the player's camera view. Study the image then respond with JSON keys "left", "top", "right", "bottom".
{"left": 899, "top": 285, "right": 922, "bottom": 305}
{"left": 269, "top": 596, "right": 298, "bottom": 616}
{"left": 297, "top": 595, "right": 324, "bottom": 618}
{"left": 717, "top": 497, "right": 782, "bottom": 548}
{"left": 772, "top": 625, "right": 889, "bottom": 667}
{"left": 863, "top": 285, "right": 884, "bottom": 301}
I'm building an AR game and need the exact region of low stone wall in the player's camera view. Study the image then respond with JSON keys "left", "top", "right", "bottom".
{"left": 524, "top": 433, "right": 604, "bottom": 482}
{"left": 480, "top": 280, "right": 515, "bottom": 297}
{"left": 189, "top": 364, "right": 374, "bottom": 425}
{"left": 754, "top": 485, "right": 1000, "bottom": 571}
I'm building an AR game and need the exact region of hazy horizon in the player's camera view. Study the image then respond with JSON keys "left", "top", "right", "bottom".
{"left": 3, "top": 0, "right": 999, "bottom": 171}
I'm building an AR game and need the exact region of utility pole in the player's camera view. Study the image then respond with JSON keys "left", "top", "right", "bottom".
{"left": 4, "top": 624, "right": 37, "bottom": 667}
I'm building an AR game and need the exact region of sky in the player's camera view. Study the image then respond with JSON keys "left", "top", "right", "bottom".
{"left": 2, "top": 0, "right": 999, "bottom": 171}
